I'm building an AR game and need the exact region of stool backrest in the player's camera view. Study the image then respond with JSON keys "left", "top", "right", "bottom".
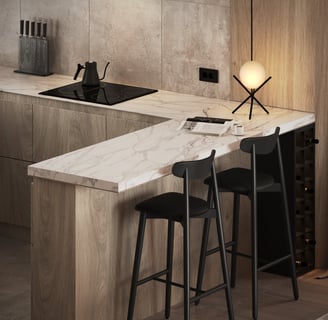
{"left": 172, "top": 150, "right": 216, "bottom": 180}
{"left": 240, "top": 127, "right": 280, "bottom": 155}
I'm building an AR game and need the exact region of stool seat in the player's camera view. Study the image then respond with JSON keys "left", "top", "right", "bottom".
{"left": 205, "top": 167, "right": 275, "bottom": 195}
{"left": 135, "top": 192, "right": 209, "bottom": 221}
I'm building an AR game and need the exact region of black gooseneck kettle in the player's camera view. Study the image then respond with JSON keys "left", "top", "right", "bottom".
{"left": 74, "top": 61, "right": 110, "bottom": 87}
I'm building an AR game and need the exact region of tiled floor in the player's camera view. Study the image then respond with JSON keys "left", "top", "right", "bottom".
{"left": 0, "top": 235, "right": 327, "bottom": 320}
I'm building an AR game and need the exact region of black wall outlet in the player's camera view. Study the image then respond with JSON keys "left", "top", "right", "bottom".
{"left": 199, "top": 67, "right": 219, "bottom": 83}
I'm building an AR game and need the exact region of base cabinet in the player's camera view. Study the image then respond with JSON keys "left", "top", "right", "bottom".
{"left": 107, "top": 111, "right": 165, "bottom": 139}
{"left": 0, "top": 157, "right": 32, "bottom": 227}
{"left": 0, "top": 94, "right": 166, "bottom": 233}
{"left": 0, "top": 98, "right": 32, "bottom": 229}
{"left": 33, "top": 105, "right": 107, "bottom": 162}
{"left": 0, "top": 100, "right": 32, "bottom": 161}
{"left": 258, "top": 124, "right": 317, "bottom": 276}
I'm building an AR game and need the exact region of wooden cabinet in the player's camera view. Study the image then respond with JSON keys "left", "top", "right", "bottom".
{"left": 107, "top": 111, "right": 165, "bottom": 139}
{"left": 33, "top": 105, "right": 107, "bottom": 162}
{"left": 0, "top": 157, "right": 31, "bottom": 227}
{"left": 0, "top": 95, "right": 166, "bottom": 233}
{"left": 0, "top": 98, "right": 32, "bottom": 229}
{"left": 0, "top": 99, "right": 32, "bottom": 161}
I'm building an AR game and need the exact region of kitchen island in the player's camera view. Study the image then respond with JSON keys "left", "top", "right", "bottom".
{"left": 0, "top": 66, "right": 315, "bottom": 319}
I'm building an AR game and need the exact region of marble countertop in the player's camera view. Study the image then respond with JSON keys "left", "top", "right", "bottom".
{"left": 0, "top": 66, "right": 315, "bottom": 192}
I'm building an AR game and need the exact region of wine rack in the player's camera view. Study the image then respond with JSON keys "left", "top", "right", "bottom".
{"left": 294, "top": 124, "right": 317, "bottom": 274}
{"left": 257, "top": 123, "right": 318, "bottom": 276}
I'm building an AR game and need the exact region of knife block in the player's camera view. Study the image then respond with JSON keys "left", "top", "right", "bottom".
{"left": 15, "top": 35, "right": 51, "bottom": 76}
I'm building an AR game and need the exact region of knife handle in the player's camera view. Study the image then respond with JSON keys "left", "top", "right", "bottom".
{"left": 31, "top": 21, "right": 35, "bottom": 37}
{"left": 37, "top": 22, "right": 41, "bottom": 37}
{"left": 25, "top": 20, "right": 29, "bottom": 36}
{"left": 20, "top": 20, "right": 24, "bottom": 36}
{"left": 42, "top": 23, "right": 47, "bottom": 38}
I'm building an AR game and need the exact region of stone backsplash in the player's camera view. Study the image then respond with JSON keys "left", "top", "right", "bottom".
{"left": 0, "top": 0, "right": 231, "bottom": 99}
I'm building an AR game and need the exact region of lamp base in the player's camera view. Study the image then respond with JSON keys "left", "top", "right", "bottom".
{"left": 232, "top": 75, "right": 272, "bottom": 120}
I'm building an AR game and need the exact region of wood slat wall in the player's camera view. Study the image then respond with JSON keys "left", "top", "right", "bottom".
{"left": 231, "top": 0, "right": 328, "bottom": 268}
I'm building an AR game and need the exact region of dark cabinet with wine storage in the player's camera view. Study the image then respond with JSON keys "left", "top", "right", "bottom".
{"left": 257, "top": 123, "right": 317, "bottom": 276}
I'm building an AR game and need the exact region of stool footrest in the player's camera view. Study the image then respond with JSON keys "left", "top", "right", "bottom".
{"left": 226, "top": 249, "right": 251, "bottom": 259}
{"left": 153, "top": 277, "right": 198, "bottom": 292}
{"left": 153, "top": 276, "right": 227, "bottom": 304}
{"left": 205, "top": 240, "right": 235, "bottom": 256}
{"left": 258, "top": 254, "right": 291, "bottom": 272}
{"left": 190, "top": 283, "right": 227, "bottom": 303}
{"left": 137, "top": 269, "right": 168, "bottom": 286}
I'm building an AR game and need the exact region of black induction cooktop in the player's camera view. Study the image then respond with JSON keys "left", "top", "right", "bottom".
{"left": 39, "top": 81, "right": 157, "bottom": 106}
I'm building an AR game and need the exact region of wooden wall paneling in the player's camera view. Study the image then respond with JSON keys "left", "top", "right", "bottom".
{"left": 231, "top": 0, "right": 250, "bottom": 103}
{"left": 231, "top": 0, "right": 316, "bottom": 112}
{"left": 31, "top": 178, "right": 76, "bottom": 320}
{"left": 0, "top": 157, "right": 31, "bottom": 227}
{"left": 312, "top": 0, "right": 328, "bottom": 268}
{"left": 33, "top": 105, "right": 107, "bottom": 162}
{"left": 232, "top": 0, "right": 328, "bottom": 268}
{"left": 0, "top": 99, "right": 32, "bottom": 161}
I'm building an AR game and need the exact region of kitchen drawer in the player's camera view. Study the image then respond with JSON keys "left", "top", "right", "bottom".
{"left": 33, "top": 105, "right": 107, "bottom": 162}
{"left": 0, "top": 100, "right": 33, "bottom": 161}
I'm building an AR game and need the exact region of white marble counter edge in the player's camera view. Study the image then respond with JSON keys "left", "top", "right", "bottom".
{"left": 27, "top": 113, "right": 315, "bottom": 193}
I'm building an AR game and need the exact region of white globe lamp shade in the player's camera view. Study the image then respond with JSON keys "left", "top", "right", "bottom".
{"left": 239, "top": 61, "right": 266, "bottom": 89}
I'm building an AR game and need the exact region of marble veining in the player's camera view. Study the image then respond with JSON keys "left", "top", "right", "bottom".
{"left": 27, "top": 107, "right": 314, "bottom": 193}
{"left": 0, "top": 66, "right": 315, "bottom": 193}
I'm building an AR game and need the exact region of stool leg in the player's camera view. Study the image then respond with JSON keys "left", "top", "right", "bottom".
{"left": 195, "top": 217, "right": 211, "bottom": 304}
{"left": 127, "top": 214, "right": 147, "bottom": 320}
{"left": 165, "top": 221, "right": 175, "bottom": 319}
{"left": 277, "top": 137, "right": 299, "bottom": 300}
{"left": 281, "top": 187, "right": 299, "bottom": 300}
{"left": 214, "top": 203, "right": 234, "bottom": 319}
{"left": 251, "top": 191, "right": 258, "bottom": 320}
{"left": 183, "top": 217, "right": 190, "bottom": 320}
{"left": 231, "top": 193, "right": 240, "bottom": 288}
{"left": 211, "top": 183, "right": 234, "bottom": 319}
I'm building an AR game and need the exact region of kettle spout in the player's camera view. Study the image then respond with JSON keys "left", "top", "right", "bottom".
{"left": 99, "top": 62, "right": 110, "bottom": 81}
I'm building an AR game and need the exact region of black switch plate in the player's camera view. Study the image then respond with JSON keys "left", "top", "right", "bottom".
{"left": 199, "top": 67, "right": 219, "bottom": 83}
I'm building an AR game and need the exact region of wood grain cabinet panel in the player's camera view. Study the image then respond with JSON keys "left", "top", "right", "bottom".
{"left": 107, "top": 112, "right": 165, "bottom": 139}
{"left": 33, "top": 105, "right": 107, "bottom": 162}
{"left": 0, "top": 157, "right": 31, "bottom": 227}
{"left": 0, "top": 100, "right": 32, "bottom": 161}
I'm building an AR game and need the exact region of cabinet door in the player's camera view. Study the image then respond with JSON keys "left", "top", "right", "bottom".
{"left": 107, "top": 112, "right": 165, "bottom": 139}
{"left": 33, "top": 105, "right": 107, "bottom": 162}
{"left": 0, "top": 157, "right": 31, "bottom": 227}
{"left": 0, "top": 100, "right": 33, "bottom": 161}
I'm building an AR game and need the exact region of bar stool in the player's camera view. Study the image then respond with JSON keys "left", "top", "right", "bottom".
{"left": 196, "top": 127, "right": 299, "bottom": 320}
{"left": 127, "top": 150, "right": 234, "bottom": 320}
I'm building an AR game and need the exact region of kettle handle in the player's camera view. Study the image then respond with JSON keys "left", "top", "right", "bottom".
{"left": 74, "top": 63, "right": 85, "bottom": 80}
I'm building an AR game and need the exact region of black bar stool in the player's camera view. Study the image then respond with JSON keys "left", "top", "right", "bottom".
{"left": 196, "top": 127, "right": 299, "bottom": 320}
{"left": 127, "top": 150, "right": 234, "bottom": 320}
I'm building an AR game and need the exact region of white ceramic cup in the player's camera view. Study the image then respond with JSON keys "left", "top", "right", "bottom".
{"left": 232, "top": 124, "right": 244, "bottom": 135}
